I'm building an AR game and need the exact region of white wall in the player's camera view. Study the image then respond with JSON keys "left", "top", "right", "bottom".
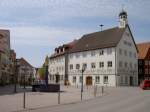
{"left": 116, "top": 27, "right": 138, "bottom": 86}
{"left": 49, "top": 55, "right": 65, "bottom": 83}
{"left": 68, "top": 47, "right": 116, "bottom": 86}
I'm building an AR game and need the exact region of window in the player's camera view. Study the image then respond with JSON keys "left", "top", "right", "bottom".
{"left": 124, "top": 62, "right": 128, "bottom": 68}
{"left": 79, "top": 76, "right": 82, "bottom": 83}
{"left": 59, "top": 66, "right": 61, "bottom": 71}
{"left": 130, "top": 62, "right": 132, "bottom": 69}
{"left": 82, "top": 52, "right": 87, "bottom": 57}
{"left": 76, "top": 64, "right": 80, "bottom": 69}
{"left": 126, "top": 32, "right": 130, "bottom": 37}
{"left": 103, "top": 76, "right": 108, "bottom": 84}
{"left": 60, "top": 48, "right": 63, "bottom": 52}
{"left": 124, "top": 40, "right": 127, "bottom": 45}
{"left": 121, "top": 76, "right": 124, "bottom": 84}
{"left": 95, "top": 76, "right": 100, "bottom": 83}
{"left": 119, "top": 61, "right": 122, "bottom": 67}
{"left": 107, "top": 61, "right": 112, "bottom": 67}
{"left": 139, "top": 60, "right": 143, "bottom": 65}
{"left": 145, "top": 69, "right": 148, "bottom": 74}
{"left": 69, "top": 54, "right": 73, "bottom": 59}
{"left": 91, "top": 63, "right": 96, "bottom": 69}
{"left": 73, "top": 76, "right": 76, "bottom": 83}
{"left": 119, "top": 48, "right": 122, "bottom": 55}
{"left": 91, "top": 51, "right": 96, "bottom": 57}
{"left": 145, "top": 60, "right": 149, "bottom": 66}
{"left": 99, "top": 62, "right": 104, "bottom": 68}
{"left": 99, "top": 50, "right": 104, "bottom": 55}
{"left": 139, "top": 69, "right": 142, "bottom": 74}
{"left": 76, "top": 53, "right": 80, "bottom": 58}
{"left": 125, "top": 76, "right": 128, "bottom": 84}
{"left": 70, "top": 64, "right": 73, "bottom": 70}
{"left": 83, "top": 63, "right": 87, "bottom": 69}
{"left": 134, "top": 63, "right": 137, "bottom": 69}
{"left": 56, "top": 67, "right": 58, "bottom": 72}
{"left": 107, "top": 48, "right": 112, "bottom": 55}
{"left": 124, "top": 50, "right": 127, "bottom": 56}
{"left": 129, "top": 51, "right": 132, "bottom": 57}
{"left": 134, "top": 53, "right": 136, "bottom": 58}
{"left": 61, "top": 75, "right": 64, "bottom": 80}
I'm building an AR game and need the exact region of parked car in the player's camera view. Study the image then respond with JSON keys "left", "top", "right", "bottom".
{"left": 140, "top": 80, "right": 150, "bottom": 90}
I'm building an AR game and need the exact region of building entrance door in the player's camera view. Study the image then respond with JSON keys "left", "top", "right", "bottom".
{"left": 130, "top": 76, "right": 133, "bottom": 86}
{"left": 86, "top": 76, "right": 92, "bottom": 86}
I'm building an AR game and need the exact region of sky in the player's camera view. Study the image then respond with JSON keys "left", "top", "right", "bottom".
{"left": 0, "top": 0, "right": 150, "bottom": 67}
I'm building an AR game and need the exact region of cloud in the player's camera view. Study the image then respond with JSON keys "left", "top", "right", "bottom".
{"left": 0, "top": 0, "right": 150, "bottom": 27}
{"left": 0, "top": 0, "right": 149, "bottom": 67}
{"left": 0, "top": 26, "right": 92, "bottom": 47}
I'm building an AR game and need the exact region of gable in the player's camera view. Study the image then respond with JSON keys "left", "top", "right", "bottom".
{"left": 117, "top": 25, "right": 138, "bottom": 53}
{"left": 146, "top": 48, "right": 150, "bottom": 59}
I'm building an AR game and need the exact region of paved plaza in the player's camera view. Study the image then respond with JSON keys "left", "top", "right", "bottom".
{"left": 0, "top": 85, "right": 150, "bottom": 112}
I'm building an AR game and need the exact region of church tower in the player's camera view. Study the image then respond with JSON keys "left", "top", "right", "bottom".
{"left": 119, "top": 10, "right": 128, "bottom": 28}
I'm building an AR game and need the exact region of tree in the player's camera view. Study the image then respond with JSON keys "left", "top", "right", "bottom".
{"left": 43, "top": 55, "right": 49, "bottom": 67}
{"left": 38, "top": 67, "right": 46, "bottom": 80}
{"left": 37, "top": 55, "right": 49, "bottom": 80}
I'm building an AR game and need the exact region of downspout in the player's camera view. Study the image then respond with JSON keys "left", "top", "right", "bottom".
{"left": 115, "top": 47, "right": 117, "bottom": 87}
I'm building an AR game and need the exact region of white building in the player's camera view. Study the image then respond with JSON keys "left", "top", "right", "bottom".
{"left": 49, "top": 10, "right": 138, "bottom": 86}
{"left": 49, "top": 41, "right": 77, "bottom": 84}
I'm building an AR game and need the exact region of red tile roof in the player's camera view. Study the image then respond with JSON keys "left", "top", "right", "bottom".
{"left": 137, "top": 42, "right": 150, "bottom": 59}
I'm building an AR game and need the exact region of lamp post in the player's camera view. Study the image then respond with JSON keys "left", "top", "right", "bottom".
{"left": 22, "top": 67, "right": 28, "bottom": 109}
{"left": 45, "top": 65, "right": 48, "bottom": 86}
{"left": 81, "top": 65, "right": 86, "bottom": 101}
{"left": 14, "top": 60, "right": 17, "bottom": 93}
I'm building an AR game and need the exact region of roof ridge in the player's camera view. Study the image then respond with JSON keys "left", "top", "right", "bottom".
{"left": 82, "top": 26, "right": 119, "bottom": 37}
{"left": 137, "top": 42, "right": 150, "bottom": 45}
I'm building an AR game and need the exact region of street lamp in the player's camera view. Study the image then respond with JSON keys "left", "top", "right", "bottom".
{"left": 22, "top": 67, "right": 28, "bottom": 109}
{"left": 81, "top": 65, "right": 86, "bottom": 101}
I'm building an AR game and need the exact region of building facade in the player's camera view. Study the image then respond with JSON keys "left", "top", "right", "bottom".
{"left": 0, "top": 29, "right": 11, "bottom": 85}
{"left": 9, "top": 50, "right": 16, "bottom": 83}
{"left": 49, "top": 40, "right": 77, "bottom": 84}
{"left": 49, "top": 11, "right": 138, "bottom": 86}
{"left": 137, "top": 42, "right": 150, "bottom": 84}
{"left": 16, "top": 58, "right": 34, "bottom": 85}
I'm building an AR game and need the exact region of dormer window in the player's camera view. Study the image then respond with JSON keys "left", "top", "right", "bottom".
{"left": 61, "top": 48, "right": 63, "bottom": 52}
{"left": 57, "top": 50, "right": 59, "bottom": 54}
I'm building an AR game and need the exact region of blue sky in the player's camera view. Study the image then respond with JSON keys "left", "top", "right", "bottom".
{"left": 0, "top": 0, "right": 150, "bottom": 67}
